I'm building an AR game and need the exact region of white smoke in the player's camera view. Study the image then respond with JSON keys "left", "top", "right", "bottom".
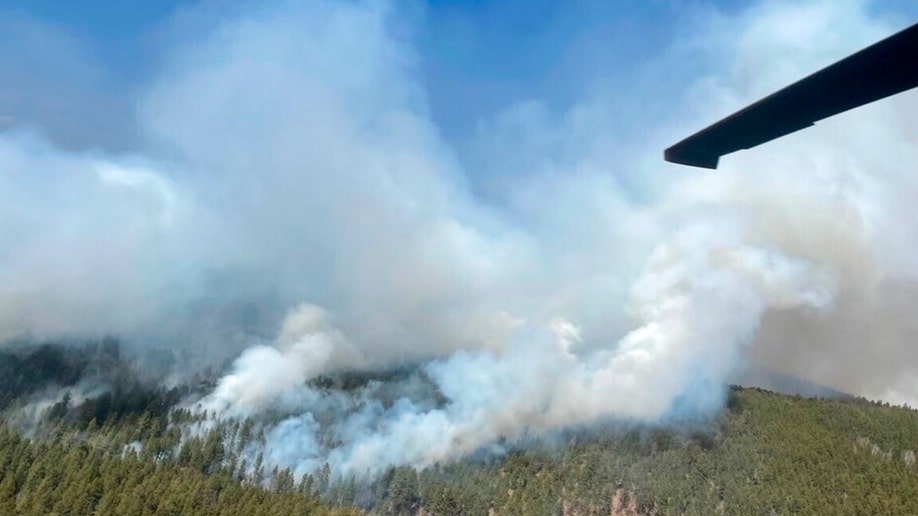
{"left": 202, "top": 304, "right": 364, "bottom": 416}
{"left": 200, "top": 216, "right": 834, "bottom": 476}
{"left": 3, "top": 0, "right": 918, "bottom": 477}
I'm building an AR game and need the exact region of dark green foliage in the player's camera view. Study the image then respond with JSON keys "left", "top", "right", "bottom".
{"left": 383, "top": 466, "right": 420, "bottom": 515}
{"left": 0, "top": 343, "right": 91, "bottom": 409}
{"left": 0, "top": 422, "right": 358, "bottom": 515}
{"left": 0, "top": 340, "right": 190, "bottom": 429}
{"left": 0, "top": 341, "right": 354, "bottom": 514}
{"left": 74, "top": 382, "right": 184, "bottom": 427}
{"left": 366, "top": 387, "right": 918, "bottom": 515}
{"left": 5, "top": 340, "right": 918, "bottom": 516}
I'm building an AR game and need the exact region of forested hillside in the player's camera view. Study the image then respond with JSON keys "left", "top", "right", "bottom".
{"left": 2, "top": 342, "right": 918, "bottom": 515}
{"left": 0, "top": 341, "right": 355, "bottom": 515}
{"left": 387, "top": 387, "right": 918, "bottom": 515}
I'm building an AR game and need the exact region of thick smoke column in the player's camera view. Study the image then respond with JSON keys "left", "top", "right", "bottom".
{"left": 3, "top": 0, "right": 918, "bottom": 477}
{"left": 202, "top": 304, "right": 364, "bottom": 416}
{"left": 200, "top": 218, "right": 834, "bottom": 476}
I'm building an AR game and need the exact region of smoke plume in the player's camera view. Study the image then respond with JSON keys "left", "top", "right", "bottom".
{"left": 3, "top": 0, "right": 918, "bottom": 475}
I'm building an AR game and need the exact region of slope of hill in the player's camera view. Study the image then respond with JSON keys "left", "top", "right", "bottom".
{"left": 376, "top": 387, "right": 918, "bottom": 515}
{"left": 2, "top": 342, "right": 918, "bottom": 515}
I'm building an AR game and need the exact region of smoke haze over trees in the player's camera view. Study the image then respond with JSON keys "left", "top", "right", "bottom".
{"left": 3, "top": 0, "right": 918, "bottom": 480}
{"left": 3, "top": 344, "right": 918, "bottom": 515}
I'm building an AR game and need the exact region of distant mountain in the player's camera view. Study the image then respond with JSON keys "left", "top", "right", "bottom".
{"left": 733, "top": 363, "right": 854, "bottom": 400}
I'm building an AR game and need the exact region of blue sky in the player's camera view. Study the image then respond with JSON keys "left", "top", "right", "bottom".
{"left": 0, "top": 0, "right": 748, "bottom": 151}
{"left": 3, "top": 0, "right": 915, "bottom": 156}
